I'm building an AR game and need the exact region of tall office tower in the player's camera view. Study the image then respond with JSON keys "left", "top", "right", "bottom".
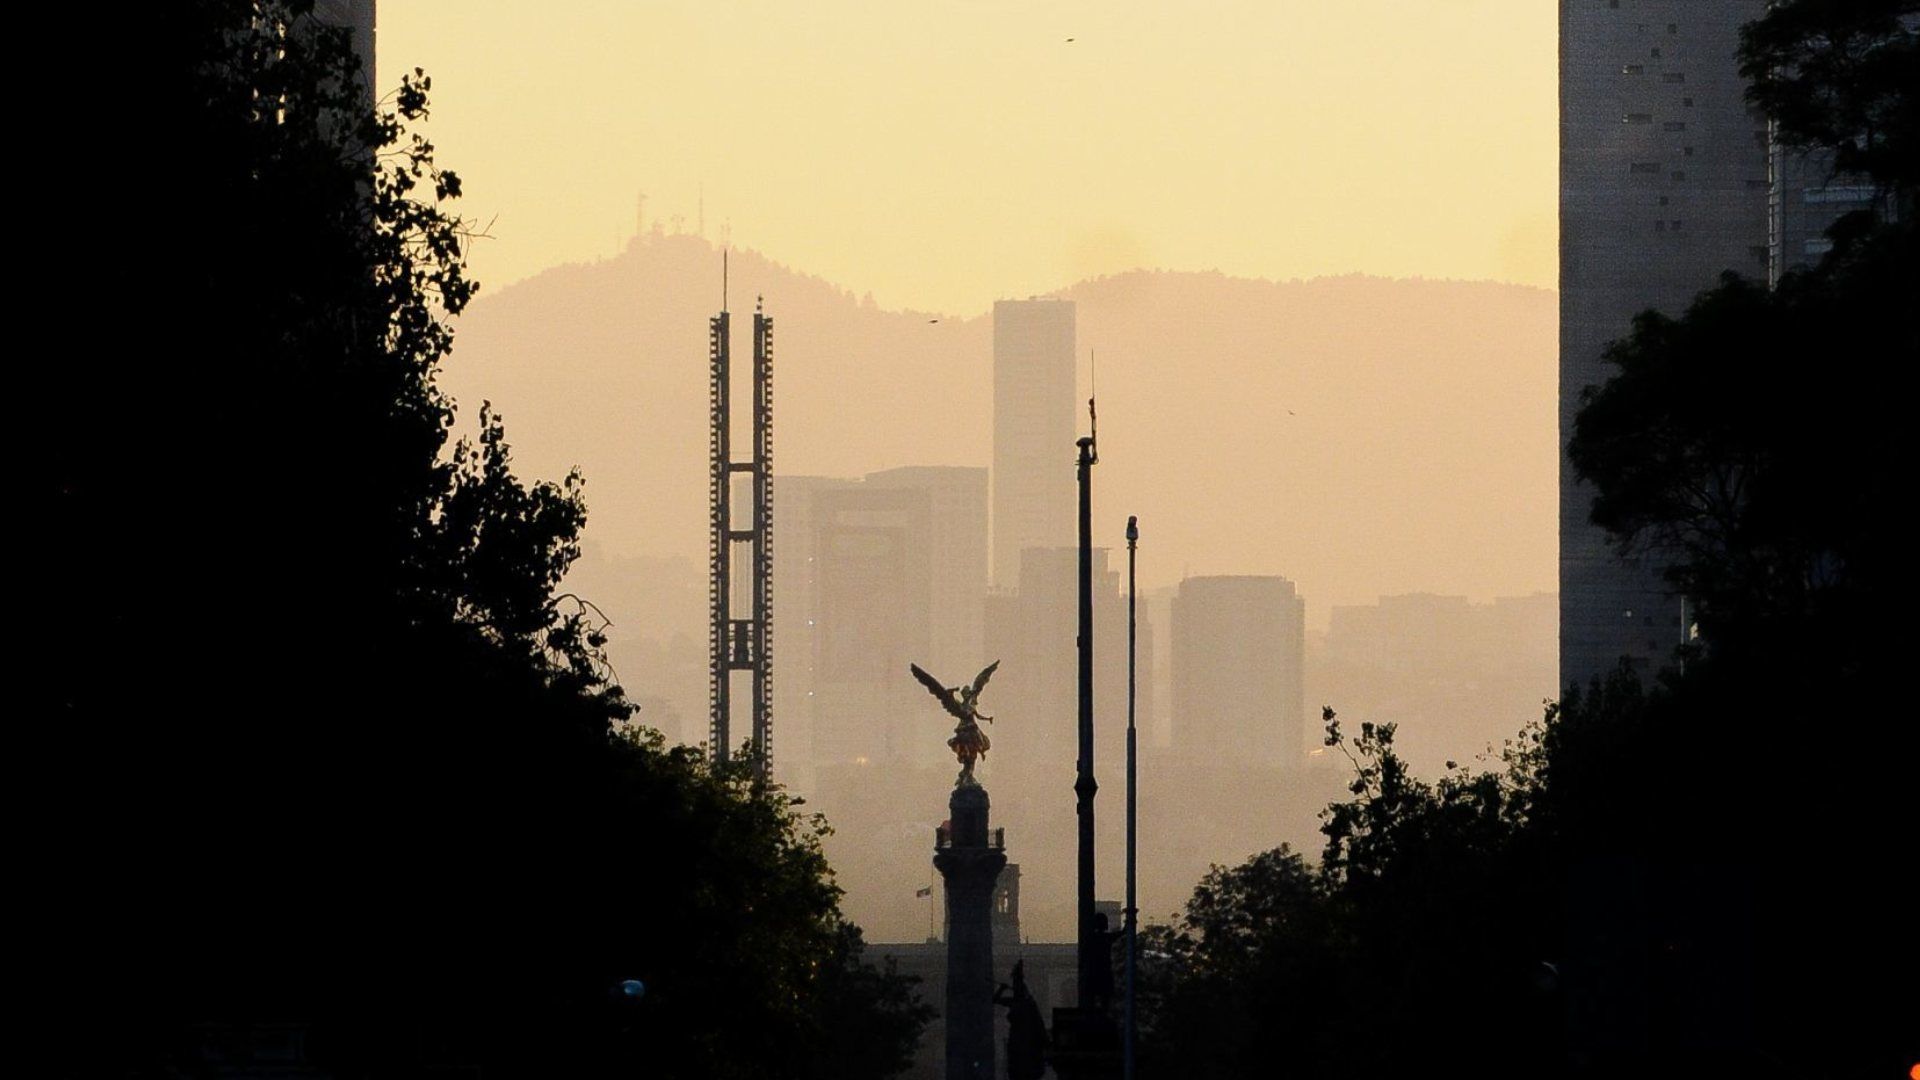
{"left": 1559, "top": 1, "right": 1769, "bottom": 689}
{"left": 1171, "top": 576, "right": 1306, "bottom": 768}
{"left": 769, "top": 474, "right": 857, "bottom": 796}
{"left": 984, "top": 546, "right": 1143, "bottom": 775}
{"left": 807, "top": 468, "right": 988, "bottom": 770}
{"left": 991, "top": 299, "right": 1076, "bottom": 589}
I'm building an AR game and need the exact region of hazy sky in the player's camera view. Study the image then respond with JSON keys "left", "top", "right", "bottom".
{"left": 379, "top": 1, "right": 1556, "bottom": 314}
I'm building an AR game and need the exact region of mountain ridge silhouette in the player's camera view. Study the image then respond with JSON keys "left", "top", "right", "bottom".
{"left": 441, "top": 231, "right": 1557, "bottom": 630}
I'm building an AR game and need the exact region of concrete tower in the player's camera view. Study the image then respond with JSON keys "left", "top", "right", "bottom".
{"left": 991, "top": 299, "right": 1076, "bottom": 589}
{"left": 934, "top": 783, "right": 1007, "bottom": 1080}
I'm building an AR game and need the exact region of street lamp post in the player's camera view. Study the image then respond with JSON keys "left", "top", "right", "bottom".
{"left": 1124, "top": 515, "right": 1139, "bottom": 1080}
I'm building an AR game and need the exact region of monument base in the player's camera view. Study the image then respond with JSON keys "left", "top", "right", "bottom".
{"left": 1048, "top": 1006, "right": 1120, "bottom": 1080}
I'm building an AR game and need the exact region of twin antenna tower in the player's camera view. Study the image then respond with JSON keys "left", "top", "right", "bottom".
{"left": 708, "top": 253, "right": 775, "bottom": 778}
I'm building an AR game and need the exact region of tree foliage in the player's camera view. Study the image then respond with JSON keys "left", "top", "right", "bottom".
{"left": 1143, "top": 5, "right": 1915, "bottom": 1074}
{"left": 1138, "top": 710, "right": 1558, "bottom": 1079}
{"left": 1566, "top": 218, "right": 1911, "bottom": 668}
{"left": 1740, "top": 0, "right": 1920, "bottom": 198}
{"left": 41, "top": 3, "right": 926, "bottom": 1076}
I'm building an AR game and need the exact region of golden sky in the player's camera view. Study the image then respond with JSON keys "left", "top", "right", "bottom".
{"left": 379, "top": 0, "right": 1556, "bottom": 314}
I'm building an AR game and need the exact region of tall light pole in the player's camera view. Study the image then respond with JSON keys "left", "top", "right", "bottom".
{"left": 1124, "top": 515, "right": 1139, "bottom": 1080}
{"left": 1074, "top": 421, "right": 1099, "bottom": 1010}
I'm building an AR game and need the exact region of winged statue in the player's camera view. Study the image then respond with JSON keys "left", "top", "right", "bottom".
{"left": 909, "top": 660, "right": 1001, "bottom": 785}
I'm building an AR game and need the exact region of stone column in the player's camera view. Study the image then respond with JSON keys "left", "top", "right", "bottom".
{"left": 934, "top": 782, "right": 1007, "bottom": 1080}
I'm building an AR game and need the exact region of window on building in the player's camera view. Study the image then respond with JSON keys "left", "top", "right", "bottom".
{"left": 1671, "top": 220, "right": 1683, "bottom": 230}
{"left": 1683, "top": 97, "right": 1694, "bottom": 107}
{"left": 1658, "top": 195, "right": 1670, "bottom": 205}
{"left": 1805, "top": 185, "right": 1877, "bottom": 204}
{"left": 1671, "top": 170, "right": 1687, "bottom": 180}
{"left": 1624, "top": 113, "right": 1653, "bottom": 124}
{"left": 1655, "top": 220, "right": 1667, "bottom": 232}
{"left": 1631, "top": 162, "right": 1660, "bottom": 173}
{"left": 1667, "top": 23, "right": 1678, "bottom": 34}
{"left": 1651, "top": 47, "right": 1662, "bottom": 58}
{"left": 1623, "top": 64, "right": 1644, "bottom": 75}
{"left": 1684, "top": 146, "right": 1694, "bottom": 156}
{"left": 1663, "top": 72, "right": 1685, "bottom": 83}
{"left": 1664, "top": 121, "right": 1686, "bottom": 131}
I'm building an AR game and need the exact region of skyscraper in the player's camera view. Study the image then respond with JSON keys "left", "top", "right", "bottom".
{"left": 796, "top": 467, "right": 988, "bottom": 770}
{"left": 991, "top": 299, "right": 1076, "bottom": 589}
{"left": 1559, "top": 1, "right": 1769, "bottom": 688}
{"left": 1170, "top": 575, "right": 1306, "bottom": 767}
{"left": 984, "top": 546, "right": 1142, "bottom": 773}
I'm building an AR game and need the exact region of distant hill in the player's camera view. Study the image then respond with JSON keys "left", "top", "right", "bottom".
{"left": 442, "top": 232, "right": 1557, "bottom": 637}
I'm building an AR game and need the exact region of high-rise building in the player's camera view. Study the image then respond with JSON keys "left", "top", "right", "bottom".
{"left": 1170, "top": 575, "right": 1306, "bottom": 767}
{"left": 991, "top": 299, "right": 1076, "bottom": 589}
{"left": 1559, "top": 2, "right": 1769, "bottom": 688}
{"left": 769, "top": 474, "right": 858, "bottom": 794}
{"left": 795, "top": 468, "right": 988, "bottom": 771}
{"left": 984, "top": 546, "right": 1145, "bottom": 775}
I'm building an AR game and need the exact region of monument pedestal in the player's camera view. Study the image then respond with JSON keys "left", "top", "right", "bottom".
{"left": 933, "top": 782, "right": 1007, "bottom": 1080}
{"left": 1048, "top": 1007, "right": 1120, "bottom": 1080}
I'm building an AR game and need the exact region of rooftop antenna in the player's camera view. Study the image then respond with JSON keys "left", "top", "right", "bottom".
{"left": 723, "top": 248, "right": 729, "bottom": 314}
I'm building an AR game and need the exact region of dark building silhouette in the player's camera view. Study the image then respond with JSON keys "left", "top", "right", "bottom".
{"left": 1558, "top": 1, "right": 1868, "bottom": 688}
{"left": 1559, "top": 1, "right": 1767, "bottom": 687}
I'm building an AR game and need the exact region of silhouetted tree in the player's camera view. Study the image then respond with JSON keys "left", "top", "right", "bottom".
{"left": 1550, "top": 1, "right": 1915, "bottom": 1068}
{"left": 1119, "top": 4, "right": 1917, "bottom": 1077}
{"left": 1137, "top": 709, "right": 1558, "bottom": 1080}
{"left": 1565, "top": 222, "right": 1910, "bottom": 669}
{"left": 1740, "top": 0, "right": 1919, "bottom": 202}
{"left": 39, "top": 3, "right": 925, "bottom": 1076}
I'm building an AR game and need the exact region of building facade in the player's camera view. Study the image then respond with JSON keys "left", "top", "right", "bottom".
{"left": 990, "top": 299, "right": 1076, "bottom": 589}
{"left": 1170, "top": 575, "right": 1306, "bottom": 767}
{"left": 797, "top": 468, "right": 988, "bottom": 771}
{"left": 1559, "top": 0, "right": 1769, "bottom": 688}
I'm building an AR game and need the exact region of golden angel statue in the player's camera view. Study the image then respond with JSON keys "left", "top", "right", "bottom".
{"left": 909, "top": 660, "right": 1001, "bottom": 785}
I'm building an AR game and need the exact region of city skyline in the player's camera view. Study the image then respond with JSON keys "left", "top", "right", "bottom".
{"left": 52, "top": 4, "right": 1911, "bottom": 1077}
